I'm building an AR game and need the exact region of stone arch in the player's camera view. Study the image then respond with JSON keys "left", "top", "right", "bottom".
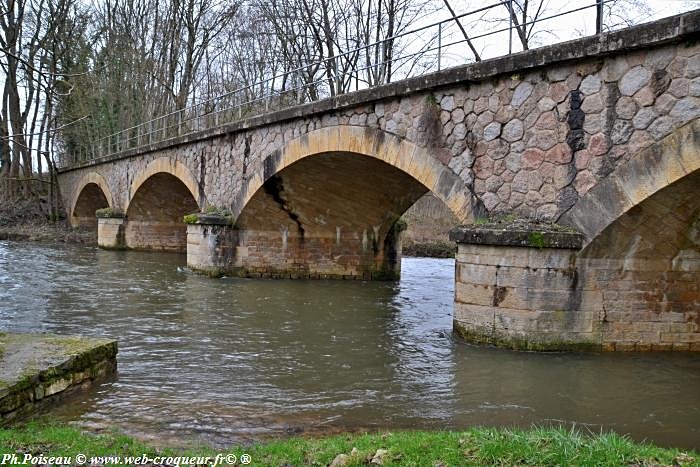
{"left": 225, "top": 126, "right": 475, "bottom": 279}
{"left": 124, "top": 158, "right": 201, "bottom": 252}
{"left": 560, "top": 120, "right": 700, "bottom": 249}
{"left": 125, "top": 157, "right": 201, "bottom": 214}
{"left": 233, "top": 126, "right": 476, "bottom": 223}
{"left": 70, "top": 172, "right": 114, "bottom": 228}
{"left": 559, "top": 121, "right": 699, "bottom": 350}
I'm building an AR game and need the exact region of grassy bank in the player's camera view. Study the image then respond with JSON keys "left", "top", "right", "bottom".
{"left": 0, "top": 422, "right": 697, "bottom": 466}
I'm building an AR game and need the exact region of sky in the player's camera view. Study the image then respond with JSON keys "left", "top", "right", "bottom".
{"left": 409, "top": 0, "right": 700, "bottom": 70}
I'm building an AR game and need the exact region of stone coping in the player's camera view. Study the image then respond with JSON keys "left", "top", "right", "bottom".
{"left": 450, "top": 223, "right": 584, "bottom": 249}
{"left": 0, "top": 332, "right": 117, "bottom": 423}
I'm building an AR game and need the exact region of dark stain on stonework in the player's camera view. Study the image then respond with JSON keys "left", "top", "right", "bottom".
{"left": 242, "top": 136, "right": 251, "bottom": 179}
{"left": 566, "top": 90, "right": 585, "bottom": 152}
{"left": 263, "top": 149, "right": 282, "bottom": 181}
{"left": 492, "top": 286, "right": 508, "bottom": 307}
{"left": 263, "top": 175, "right": 305, "bottom": 240}
{"left": 199, "top": 154, "right": 206, "bottom": 203}
{"left": 651, "top": 69, "right": 671, "bottom": 96}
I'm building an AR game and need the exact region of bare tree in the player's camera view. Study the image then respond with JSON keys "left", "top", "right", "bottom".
{"left": 0, "top": 0, "right": 80, "bottom": 203}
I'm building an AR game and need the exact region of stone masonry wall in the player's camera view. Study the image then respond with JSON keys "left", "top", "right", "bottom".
{"left": 187, "top": 222, "right": 402, "bottom": 279}
{"left": 579, "top": 257, "right": 699, "bottom": 351}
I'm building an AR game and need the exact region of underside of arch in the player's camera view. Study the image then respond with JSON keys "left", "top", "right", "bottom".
{"left": 231, "top": 152, "right": 430, "bottom": 279}
{"left": 125, "top": 172, "right": 199, "bottom": 252}
{"left": 70, "top": 172, "right": 113, "bottom": 229}
{"left": 126, "top": 158, "right": 201, "bottom": 213}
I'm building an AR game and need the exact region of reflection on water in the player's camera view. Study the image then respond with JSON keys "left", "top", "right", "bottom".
{"left": 0, "top": 241, "right": 698, "bottom": 449}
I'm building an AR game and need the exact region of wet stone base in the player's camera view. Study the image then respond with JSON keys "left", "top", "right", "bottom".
{"left": 0, "top": 333, "right": 117, "bottom": 424}
{"left": 453, "top": 321, "right": 602, "bottom": 352}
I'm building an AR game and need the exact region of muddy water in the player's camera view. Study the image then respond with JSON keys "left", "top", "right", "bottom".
{"left": 0, "top": 241, "right": 698, "bottom": 449}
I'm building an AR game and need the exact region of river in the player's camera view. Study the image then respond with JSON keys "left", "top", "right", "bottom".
{"left": 0, "top": 241, "right": 698, "bottom": 449}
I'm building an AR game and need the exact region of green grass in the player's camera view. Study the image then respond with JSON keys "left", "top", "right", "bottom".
{"left": 0, "top": 423, "right": 697, "bottom": 466}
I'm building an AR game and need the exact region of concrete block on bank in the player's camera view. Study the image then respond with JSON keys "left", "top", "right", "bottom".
{"left": 0, "top": 333, "right": 117, "bottom": 424}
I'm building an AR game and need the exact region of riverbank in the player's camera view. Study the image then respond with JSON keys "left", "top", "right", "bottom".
{"left": 0, "top": 222, "right": 95, "bottom": 244}
{"left": 0, "top": 223, "right": 458, "bottom": 258}
{"left": 0, "top": 422, "right": 697, "bottom": 466}
{"left": 402, "top": 239, "right": 456, "bottom": 258}
{"left": 0, "top": 199, "right": 96, "bottom": 245}
{"left": 402, "top": 193, "right": 459, "bottom": 258}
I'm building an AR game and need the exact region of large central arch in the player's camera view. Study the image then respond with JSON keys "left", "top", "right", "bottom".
{"left": 195, "top": 126, "right": 475, "bottom": 279}
{"left": 235, "top": 126, "right": 475, "bottom": 223}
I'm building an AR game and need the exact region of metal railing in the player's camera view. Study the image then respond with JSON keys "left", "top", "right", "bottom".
{"left": 62, "top": 0, "right": 613, "bottom": 167}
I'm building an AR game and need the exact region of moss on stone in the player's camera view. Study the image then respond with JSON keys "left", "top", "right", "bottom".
{"left": 185, "top": 207, "right": 234, "bottom": 225}
{"left": 370, "top": 268, "right": 401, "bottom": 281}
{"left": 453, "top": 321, "right": 602, "bottom": 352}
{"left": 0, "top": 333, "right": 118, "bottom": 423}
{"left": 183, "top": 214, "right": 199, "bottom": 224}
{"left": 95, "top": 207, "right": 124, "bottom": 218}
{"left": 528, "top": 231, "right": 545, "bottom": 248}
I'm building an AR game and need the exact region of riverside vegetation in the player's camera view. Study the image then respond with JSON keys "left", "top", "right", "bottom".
{"left": 0, "top": 422, "right": 698, "bottom": 466}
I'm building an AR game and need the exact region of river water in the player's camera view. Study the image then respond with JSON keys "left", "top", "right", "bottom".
{"left": 0, "top": 241, "right": 698, "bottom": 449}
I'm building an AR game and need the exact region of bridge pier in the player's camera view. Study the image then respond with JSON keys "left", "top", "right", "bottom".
{"left": 450, "top": 225, "right": 601, "bottom": 351}
{"left": 97, "top": 216, "right": 126, "bottom": 249}
{"left": 186, "top": 217, "right": 239, "bottom": 276}
{"left": 451, "top": 217, "right": 700, "bottom": 351}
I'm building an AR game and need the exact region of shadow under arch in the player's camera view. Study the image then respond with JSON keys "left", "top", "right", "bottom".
{"left": 70, "top": 172, "right": 114, "bottom": 229}
{"left": 233, "top": 126, "right": 477, "bottom": 223}
{"left": 124, "top": 158, "right": 201, "bottom": 252}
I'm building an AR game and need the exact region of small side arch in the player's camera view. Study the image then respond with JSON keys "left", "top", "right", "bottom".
{"left": 233, "top": 126, "right": 477, "bottom": 223}
{"left": 123, "top": 158, "right": 201, "bottom": 252}
{"left": 125, "top": 157, "right": 202, "bottom": 214}
{"left": 70, "top": 171, "right": 114, "bottom": 228}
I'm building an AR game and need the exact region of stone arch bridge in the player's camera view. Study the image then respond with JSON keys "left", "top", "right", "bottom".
{"left": 59, "top": 11, "right": 700, "bottom": 351}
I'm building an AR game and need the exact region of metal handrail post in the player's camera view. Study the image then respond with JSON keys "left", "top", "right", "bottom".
{"left": 438, "top": 22, "right": 442, "bottom": 71}
{"left": 508, "top": 0, "right": 513, "bottom": 54}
